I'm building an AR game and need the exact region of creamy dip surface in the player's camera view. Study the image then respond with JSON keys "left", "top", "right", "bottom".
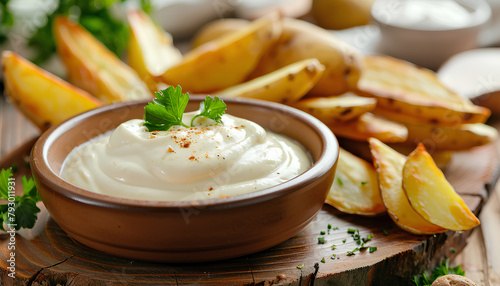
{"left": 60, "top": 112, "right": 311, "bottom": 201}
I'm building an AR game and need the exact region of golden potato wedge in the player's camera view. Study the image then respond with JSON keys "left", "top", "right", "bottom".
{"left": 402, "top": 121, "right": 497, "bottom": 151}
{"left": 388, "top": 143, "right": 454, "bottom": 169}
{"left": 368, "top": 138, "right": 447, "bottom": 234}
{"left": 403, "top": 144, "right": 480, "bottom": 231}
{"left": 326, "top": 148, "right": 386, "bottom": 215}
{"left": 2, "top": 51, "right": 103, "bottom": 130}
{"left": 250, "top": 17, "right": 362, "bottom": 96}
{"left": 216, "top": 58, "right": 324, "bottom": 104}
{"left": 327, "top": 113, "right": 408, "bottom": 143}
{"left": 160, "top": 13, "right": 281, "bottom": 93}
{"left": 192, "top": 18, "right": 250, "bottom": 48}
{"left": 127, "top": 10, "right": 182, "bottom": 93}
{"left": 54, "top": 16, "right": 151, "bottom": 103}
{"left": 356, "top": 55, "right": 490, "bottom": 126}
{"left": 293, "top": 92, "right": 376, "bottom": 123}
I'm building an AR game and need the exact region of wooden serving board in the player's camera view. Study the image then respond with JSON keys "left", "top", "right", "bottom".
{"left": 0, "top": 136, "right": 498, "bottom": 285}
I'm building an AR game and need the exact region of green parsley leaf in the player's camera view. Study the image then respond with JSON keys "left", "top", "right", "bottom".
{"left": 14, "top": 196, "right": 41, "bottom": 230}
{"left": 347, "top": 228, "right": 356, "bottom": 234}
{"left": 144, "top": 86, "right": 190, "bottom": 131}
{"left": 320, "top": 257, "right": 325, "bottom": 263}
{"left": 297, "top": 264, "right": 304, "bottom": 269}
{"left": 369, "top": 246, "right": 377, "bottom": 253}
{"left": 382, "top": 228, "right": 389, "bottom": 236}
{"left": 318, "top": 237, "right": 326, "bottom": 244}
{"left": 191, "top": 96, "right": 227, "bottom": 126}
{"left": 337, "top": 177, "right": 343, "bottom": 186}
{"left": 320, "top": 230, "right": 326, "bottom": 235}
{"left": 342, "top": 239, "right": 346, "bottom": 243}
{"left": 361, "top": 181, "right": 367, "bottom": 185}
{"left": 327, "top": 224, "right": 332, "bottom": 229}
{"left": 0, "top": 169, "right": 43, "bottom": 231}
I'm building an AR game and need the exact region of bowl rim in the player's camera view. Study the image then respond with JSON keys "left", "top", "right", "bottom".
{"left": 31, "top": 96, "right": 339, "bottom": 210}
{"left": 371, "top": 0, "right": 492, "bottom": 32}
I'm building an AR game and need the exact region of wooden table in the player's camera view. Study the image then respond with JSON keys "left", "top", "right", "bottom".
{"left": 1, "top": 94, "right": 500, "bottom": 285}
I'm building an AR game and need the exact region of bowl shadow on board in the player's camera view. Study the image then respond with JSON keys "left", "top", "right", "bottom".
{"left": 30, "top": 96, "right": 339, "bottom": 263}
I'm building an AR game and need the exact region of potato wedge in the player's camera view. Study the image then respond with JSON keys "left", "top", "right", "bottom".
{"left": 160, "top": 13, "right": 281, "bottom": 93}
{"left": 216, "top": 58, "right": 324, "bottom": 104}
{"left": 293, "top": 92, "right": 376, "bottom": 123}
{"left": 403, "top": 144, "right": 480, "bottom": 231}
{"left": 54, "top": 16, "right": 151, "bottom": 103}
{"left": 402, "top": 122, "right": 497, "bottom": 151}
{"left": 250, "top": 17, "right": 362, "bottom": 96}
{"left": 357, "top": 55, "right": 490, "bottom": 126}
{"left": 2, "top": 51, "right": 103, "bottom": 130}
{"left": 326, "top": 113, "right": 408, "bottom": 143}
{"left": 192, "top": 18, "right": 250, "bottom": 48}
{"left": 326, "top": 148, "right": 386, "bottom": 215}
{"left": 368, "top": 138, "right": 446, "bottom": 234}
{"left": 127, "top": 10, "right": 182, "bottom": 93}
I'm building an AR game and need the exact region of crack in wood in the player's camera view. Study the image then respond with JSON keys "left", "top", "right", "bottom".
{"left": 26, "top": 255, "right": 75, "bottom": 286}
{"left": 174, "top": 272, "right": 179, "bottom": 286}
{"left": 309, "top": 263, "right": 319, "bottom": 286}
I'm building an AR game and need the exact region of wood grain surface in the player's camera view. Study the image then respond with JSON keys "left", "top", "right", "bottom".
{"left": 1, "top": 96, "right": 500, "bottom": 285}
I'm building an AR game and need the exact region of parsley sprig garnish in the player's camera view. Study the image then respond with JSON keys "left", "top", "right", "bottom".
{"left": 144, "top": 85, "right": 227, "bottom": 132}
{"left": 0, "top": 168, "right": 42, "bottom": 231}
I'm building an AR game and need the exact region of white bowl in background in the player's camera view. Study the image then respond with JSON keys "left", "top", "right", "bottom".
{"left": 371, "top": 0, "right": 492, "bottom": 70}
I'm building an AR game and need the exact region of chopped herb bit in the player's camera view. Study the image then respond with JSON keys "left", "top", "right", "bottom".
{"left": 331, "top": 254, "right": 337, "bottom": 259}
{"left": 320, "top": 257, "right": 325, "bottom": 263}
{"left": 331, "top": 244, "right": 337, "bottom": 250}
{"left": 450, "top": 247, "right": 457, "bottom": 254}
{"left": 369, "top": 246, "right": 378, "bottom": 253}
{"left": 320, "top": 230, "right": 326, "bottom": 235}
{"left": 342, "top": 239, "right": 346, "bottom": 243}
{"left": 327, "top": 224, "right": 332, "bottom": 229}
{"left": 337, "top": 177, "right": 343, "bottom": 186}
{"left": 10, "top": 164, "right": 18, "bottom": 173}
{"left": 362, "top": 233, "right": 374, "bottom": 243}
{"left": 382, "top": 228, "right": 389, "bottom": 236}
{"left": 347, "top": 248, "right": 359, "bottom": 256}
{"left": 318, "top": 237, "right": 326, "bottom": 244}
{"left": 297, "top": 264, "right": 304, "bottom": 269}
{"left": 347, "top": 228, "right": 356, "bottom": 234}
{"left": 361, "top": 181, "right": 368, "bottom": 185}
{"left": 332, "top": 226, "right": 339, "bottom": 231}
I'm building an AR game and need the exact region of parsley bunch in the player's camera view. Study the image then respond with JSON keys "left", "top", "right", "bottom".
{"left": 0, "top": 168, "right": 42, "bottom": 231}
{"left": 144, "top": 86, "right": 227, "bottom": 132}
{"left": 413, "top": 259, "right": 465, "bottom": 286}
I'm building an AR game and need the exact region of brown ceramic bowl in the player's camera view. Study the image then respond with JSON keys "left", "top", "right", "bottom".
{"left": 31, "top": 96, "right": 338, "bottom": 262}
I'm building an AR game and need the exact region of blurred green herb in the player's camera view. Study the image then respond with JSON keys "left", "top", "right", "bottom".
{"left": 0, "top": 0, "right": 151, "bottom": 65}
{"left": 412, "top": 259, "right": 465, "bottom": 286}
{"left": 0, "top": 0, "right": 14, "bottom": 43}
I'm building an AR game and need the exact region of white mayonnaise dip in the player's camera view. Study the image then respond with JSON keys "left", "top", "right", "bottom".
{"left": 384, "top": 0, "right": 474, "bottom": 30}
{"left": 60, "top": 112, "right": 311, "bottom": 201}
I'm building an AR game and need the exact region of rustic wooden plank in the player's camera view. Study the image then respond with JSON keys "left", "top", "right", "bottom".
{"left": 0, "top": 138, "right": 497, "bottom": 285}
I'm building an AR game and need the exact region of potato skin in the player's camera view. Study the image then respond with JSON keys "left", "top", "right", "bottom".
{"left": 251, "top": 18, "right": 363, "bottom": 96}
{"left": 431, "top": 274, "right": 477, "bottom": 286}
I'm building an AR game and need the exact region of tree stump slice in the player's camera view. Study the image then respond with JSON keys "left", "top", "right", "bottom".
{"left": 0, "top": 137, "right": 498, "bottom": 286}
